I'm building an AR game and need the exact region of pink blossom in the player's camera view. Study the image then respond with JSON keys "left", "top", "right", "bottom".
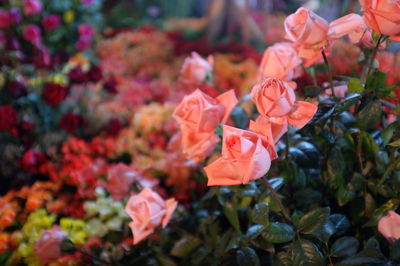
{"left": 35, "top": 226, "right": 68, "bottom": 264}
{"left": 23, "top": 0, "right": 43, "bottom": 16}
{"left": 23, "top": 24, "right": 41, "bottom": 46}
{"left": 42, "top": 15, "right": 61, "bottom": 31}
{"left": 0, "top": 9, "right": 11, "bottom": 29}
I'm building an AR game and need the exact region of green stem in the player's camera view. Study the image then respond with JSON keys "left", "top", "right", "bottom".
{"left": 262, "top": 177, "right": 291, "bottom": 223}
{"left": 321, "top": 49, "right": 335, "bottom": 98}
{"left": 364, "top": 34, "right": 384, "bottom": 84}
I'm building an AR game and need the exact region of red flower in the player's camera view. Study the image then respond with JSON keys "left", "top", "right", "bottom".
{"left": 42, "top": 15, "right": 61, "bottom": 31}
{"left": 23, "top": 24, "right": 41, "bottom": 46}
{"left": 0, "top": 9, "right": 11, "bottom": 29}
{"left": 103, "top": 78, "right": 118, "bottom": 94}
{"left": 105, "top": 118, "right": 123, "bottom": 136}
{"left": 68, "top": 66, "right": 87, "bottom": 84}
{"left": 6, "top": 80, "right": 27, "bottom": 98}
{"left": 21, "top": 149, "right": 46, "bottom": 174}
{"left": 87, "top": 65, "right": 103, "bottom": 82}
{"left": 59, "top": 113, "right": 85, "bottom": 133}
{"left": 0, "top": 105, "right": 17, "bottom": 132}
{"left": 42, "top": 83, "right": 68, "bottom": 106}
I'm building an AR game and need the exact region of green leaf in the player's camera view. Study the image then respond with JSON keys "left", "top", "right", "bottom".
{"left": 251, "top": 202, "right": 269, "bottom": 225}
{"left": 389, "top": 139, "right": 400, "bottom": 147}
{"left": 336, "top": 94, "right": 361, "bottom": 113}
{"left": 348, "top": 78, "right": 364, "bottom": 93}
{"left": 246, "top": 225, "right": 265, "bottom": 240}
{"left": 231, "top": 106, "right": 249, "bottom": 129}
{"left": 269, "top": 177, "right": 285, "bottom": 191}
{"left": 366, "top": 70, "right": 387, "bottom": 91}
{"left": 223, "top": 202, "right": 241, "bottom": 232}
{"left": 170, "top": 236, "right": 201, "bottom": 258}
{"left": 331, "top": 237, "right": 359, "bottom": 258}
{"left": 262, "top": 222, "right": 295, "bottom": 244}
{"left": 291, "top": 239, "right": 325, "bottom": 266}
{"left": 303, "top": 86, "right": 322, "bottom": 97}
{"left": 327, "top": 147, "right": 346, "bottom": 189}
{"left": 236, "top": 247, "right": 261, "bottom": 266}
{"left": 390, "top": 239, "right": 400, "bottom": 261}
{"left": 337, "top": 186, "right": 356, "bottom": 207}
{"left": 298, "top": 207, "right": 330, "bottom": 235}
{"left": 356, "top": 100, "right": 382, "bottom": 130}
{"left": 329, "top": 214, "right": 350, "bottom": 236}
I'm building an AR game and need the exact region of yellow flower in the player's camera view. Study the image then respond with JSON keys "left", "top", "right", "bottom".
{"left": 64, "top": 10, "right": 75, "bottom": 24}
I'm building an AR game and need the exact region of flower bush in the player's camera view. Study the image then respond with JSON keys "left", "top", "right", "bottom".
{"left": 0, "top": 1, "right": 400, "bottom": 265}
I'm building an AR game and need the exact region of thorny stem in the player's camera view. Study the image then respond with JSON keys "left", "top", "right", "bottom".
{"left": 262, "top": 177, "right": 292, "bottom": 223}
{"left": 364, "top": 34, "right": 385, "bottom": 84}
{"left": 321, "top": 49, "right": 335, "bottom": 98}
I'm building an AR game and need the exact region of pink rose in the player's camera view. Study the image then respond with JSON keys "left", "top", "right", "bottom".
{"left": 42, "top": 15, "right": 61, "bottom": 31}
{"left": 75, "top": 36, "right": 91, "bottom": 51}
{"left": 204, "top": 126, "right": 272, "bottom": 186}
{"left": 360, "top": 0, "right": 400, "bottom": 37}
{"left": 23, "top": 0, "right": 43, "bottom": 16}
{"left": 322, "top": 84, "right": 348, "bottom": 98}
{"left": 125, "top": 188, "right": 177, "bottom": 244}
{"left": 249, "top": 116, "right": 288, "bottom": 145}
{"left": 23, "top": 24, "right": 41, "bottom": 46}
{"left": 258, "top": 42, "right": 302, "bottom": 81}
{"left": 78, "top": 23, "right": 95, "bottom": 37}
{"left": 250, "top": 78, "right": 317, "bottom": 129}
{"left": 179, "top": 52, "right": 214, "bottom": 87}
{"left": 284, "top": 7, "right": 329, "bottom": 46}
{"left": 0, "top": 9, "right": 11, "bottom": 29}
{"left": 378, "top": 211, "right": 400, "bottom": 243}
{"left": 107, "top": 163, "right": 156, "bottom": 201}
{"left": 181, "top": 131, "right": 220, "bottom": 162}
{"left": 328, "top": 14, "right": 366, "bottom": 40}
{"left": 173, "top": 89, "right": 238, "bottom": 133}
{"left": 35, "top": 226, "right": 68, "bottom": 264}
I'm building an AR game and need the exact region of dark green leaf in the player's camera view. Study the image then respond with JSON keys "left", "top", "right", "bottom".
{"left": 337, "top": 93, "right": 361, "bottom": 113}
{"left": 291, "top": 239, "right": 325, "bottom": 266}
{"left": 269, "top": 177, "right": 285, "bottom": 191}
{"left": 298, "top": 207, "right": 330, "bottom": 235}
{"left": 251, "top": 202, "right": 269, "bottom": 225}
{"left": 331, "top": 237, "right": 359, "bottom": 257}
{"left": 328, "top": 147, "right": 346, "bottom": 189}
{"left": 356, "top": 100, "right": 382, "bottom": 130}
{"left": 381, "top": 119, "right": 399, "bottom": 146}
{"left": 337, "top": 187, "right": 355, "bottom": 207}
{"left": 304, "top": 86, "right": 322, "bottom": 97}
{"left": 231, "top": 107, "right": 249, "bottom": 129}
{"left": 223, "top": 202, "right": 241, "bottom": 232}
{"left": 390, "top": 239, "right": 400, "bottom": 261}
{"left": 246, "top": 225, "right": 265, "bottom": 240}
{"left": 329, "top": 214, "right": 350, "bottom": 236}
{"left": 236, "top": 247, "right": 260, "bottom": 266}
{"left": 170, "top": 236, "right": 201, "bottom": 258}
{"left": 262, "top": 222, "right": 295, "bottom": 244}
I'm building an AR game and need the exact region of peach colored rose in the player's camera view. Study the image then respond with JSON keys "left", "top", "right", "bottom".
{"left": 250, "top": 78, "right": 318, "bottom": 129}
{"left": 161, "top": 153, "right": 195, "bottom": 187}
{"left": 249, "top": 116, "right": 288, "bottom": 145}
{"left": 328, "top": 14, "right": 366, "bottom": 40}
{"left": 125, "top": 188, "right": 177, "bottom": 245}
{"left": 204, "top": 126, "right": 272, "bottom": 186}
{"left": 258, "top": 42, "right": 302, "bottom": 81}
{"left": 179, "top": 52, "right": 214, "bottom": 87}
{"left": 35, "top": 225, "right": 68, "bottom": 264}
{"left": 107, "top": 163, "right": 157, "bottom": 201}
{"left": 360, "top": 0, "right": 400, "bottom": 37}
{"left": 322, "top": 84, "right": 348, "bottom": 98}
{"left": 285, "top": 7, "right": 329, "bottom": 46}
{"left": 173, "top": 89, "right": 238, "bottom": 133}
{"left": 378, "top": 210, "right": 400, "bottom": 243}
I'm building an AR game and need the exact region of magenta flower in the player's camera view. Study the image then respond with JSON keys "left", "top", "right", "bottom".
{"left": 23, "top": 0, "right": 43, "bottom": 16}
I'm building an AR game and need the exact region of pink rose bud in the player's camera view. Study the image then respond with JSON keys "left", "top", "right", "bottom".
{"left": 78, "top": 23, "right": 95, "bottom": 37}
{"left": 23, "top": 24, "right": 41, "bottom": 46}
{"left": 179, "top": 52, "right": 214, "bottom": 87}
{"left": 75, "top": 36, "right": 91, "bottom": 51}
{"left": 360, "top": 0, "right": 400, "bottom": 37}
{"left": 258, "top": 42, "right": 302, "bottom": 81}
{"left": 125, "top": 188, "right": 177, "bottom": 244}
{"left": 35, "top": 226, "right": 68, "bottom": 264}
{"left": 204, "top": 125, "right": 274, "bottom": 186}
{"left": 0, "top": 9, "right": 11, "bottom": 29}
{"left": 378, "top": 211, "right": 400, "bottom": 243}
{"left": 42, "top": 14, "right": 61, "bottom": 31}
{"left": 23, "top": 0, "right": 43, "bottom": 16}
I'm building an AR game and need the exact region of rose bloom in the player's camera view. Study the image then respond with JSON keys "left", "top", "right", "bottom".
{"left": 42, "top": 83, "right": 68, "bottom": 106}
{"left": 173, "top": 89, "right": 238, "bottom": 133}
{"left": 249, "top": 116, "right": 287, "bottom": 145}
{"left": 35, "top": 225, "right": 68, "bottom": 264}
{"left": 59, "top": 113, "right": 85, "bottom": 133}
{"left": 285, "top": 7, "right": 329, "bottom": 46}
{"left": 204, "top": 126, "right": 273, "bottom": 186}
{"left": 378, "top": 211, "right": 400, "bottom": 243}
{"left": 23, "top": 24, "right": 41, "bottom": 46}
{"left": 250, "top": 78, "right": 317, "bottom": 129}
{"left": 125, "top": 188, "right": 177, "bottom": 244}
{"left": 78, "top": 23, "right": 95, "bottom": 37}
{"left": 0, "top": 105, "right": 17, "bottom": 132}
{"left": 258, "top": 42, "right": 302, "bottom": 82}
{"left": 42, "top": 15, "right": 61, "bottom": 31}
{"left": 179, "top": 52, "right": 214, "bottom": 87}
{"left": 20, "top": 149, "right": 46, "bottom": 174}
{"left": 75, "top": 36, "right": 91, "bottom": 51}
{"left": 107, "top": 163, "right": 157, "bottom": 201}
{"left": 23, "top": 0, "right": 43, "bottom": 16}
{"left": 360, "top": 0, "right": 400, "bottom": 37}
{"left": 0, "top": 9, "right": 11, "bottom": 29}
